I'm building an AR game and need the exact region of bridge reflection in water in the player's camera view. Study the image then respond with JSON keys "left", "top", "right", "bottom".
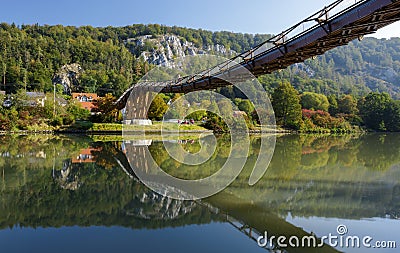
{"left": 120, "top": 136, "right": 336, "bottom": 252}
{"left": 117, "top": 134, "right": 400, "bottom": 253}
{"left": 1, "top": 134, "right": 399, "bottom": 252}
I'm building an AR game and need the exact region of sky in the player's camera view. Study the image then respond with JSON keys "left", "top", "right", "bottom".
{"left": 1, "top": 0, "right": 399, "bottom": 38}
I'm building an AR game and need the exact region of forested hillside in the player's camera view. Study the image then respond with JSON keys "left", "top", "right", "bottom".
{"left": 0, "top": 22, "right": 399, "bottom": 98}
{"left": 0, "top": 23, "right": 271, "bottom": 97}
{"left": 291, "top": 38, "right": 400, "bottom": 97}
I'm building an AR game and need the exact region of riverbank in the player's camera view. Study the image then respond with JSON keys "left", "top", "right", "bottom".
{"left": 0, "top": 122, "right": 213, "bottom": 135}
{"left": 0, "top": 122, "right": 366, "bottom": 135}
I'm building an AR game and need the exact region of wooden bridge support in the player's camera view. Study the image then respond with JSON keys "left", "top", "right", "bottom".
{"left": 122, "top": 143, "right": 151, "bottom": 174}
{"left": 123, "top": 88, "right": 155, "bottom": 125}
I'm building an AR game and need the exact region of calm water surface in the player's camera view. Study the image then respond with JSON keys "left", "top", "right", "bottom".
{"left": 0, "top": 134, "right": 399, "bottom": 253}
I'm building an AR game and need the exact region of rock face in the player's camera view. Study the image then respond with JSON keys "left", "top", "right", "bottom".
{"left": 124, "top": 191, "right": 197, "bottom": 220}
{"left": 126, "top": 34, "right": 236, "bottom": 68}
{"left": 293, "top": 63, "right": 315, "bottom": 77}
{"left": 368, "top": 65, "right": 399, "bottom": 84}
{"left": 52, "top": 63, "right": 83, "bottom": 95}
{"left": 53, "top": 160, "right": 81, "bottom": 191}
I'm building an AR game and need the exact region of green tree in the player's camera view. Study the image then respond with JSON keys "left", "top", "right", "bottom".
{"left": 384, "top": 100, "right": 400, "bottom": 132}
{"left": 300, "top": 92, "right": 329, "bottom": 111}
{"left": 327, "top": 94, "right": 339, "bottom": 116}
{"left": 272, "top": 81, "right": 302, "bottom": 129}
{"left": 237, "top": 99, "right": 255, "bottom": 116}
{"left": 207, "top": 100, "right": 219, "bottom": 114}
{"left": 338, "top": 95, "right": 358, "bottom": 115}
{"left": 217, "top": 100, "right": 234, "bottom": 118}
{"left": 2, "top": 62, "right": 6, "bottom": 89}
{"left": 93, "top": 93, "right": 119, "bottom": 123}
{"left": 203, "top": 115, "right": 228, "bottom": 132}
{"left": 80, "top": 72, "right": 98, "bottom": 93}
{"left": 186, "top": 110, "right": 207, "bottom": 121}
{"left": 148, "top": 94, "right": 168, "bottom": 121}
{"left": 13, "top": 89, "right": 28, "bottom": 111}
{"left": 359, "top": 92, "right": 391, "bottom": 131}
{"left": 66, "top": 100, "right": 90, "bottom": 121}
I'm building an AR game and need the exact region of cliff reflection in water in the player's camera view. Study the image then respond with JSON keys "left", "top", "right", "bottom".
{"left": 0, "top": 133, "right": 399, "bottom": 252}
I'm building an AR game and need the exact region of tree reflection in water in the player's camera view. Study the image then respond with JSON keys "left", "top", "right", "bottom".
{"left": 0, "top": 133, "right": 399, "bottom": 253}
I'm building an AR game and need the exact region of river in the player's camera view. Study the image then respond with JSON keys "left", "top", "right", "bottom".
{"left": 0, "top": 133, "right": 399, "bottom": 253}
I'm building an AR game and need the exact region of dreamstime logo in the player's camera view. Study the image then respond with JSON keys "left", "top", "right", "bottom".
{"left": 257, "top": 225, "right": 397, "bottom": 249}
{"left": 336, "top": 224, "right": 348, "bottom": 235}
{"left": 122, "top": 55, "right": 276, "bottom": 200}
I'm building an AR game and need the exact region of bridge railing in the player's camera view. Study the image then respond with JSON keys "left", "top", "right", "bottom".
{"left": 162, "top": 0, "right": 368, "bottom": 89}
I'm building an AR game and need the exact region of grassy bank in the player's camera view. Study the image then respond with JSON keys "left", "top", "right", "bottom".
{"left": 298, "top": 126, "right": 365, "bottom": 134}
{"left": 0, "top": 121, "right": 365, "bottom": 135}
{"left": 56, "top": 121, "right": 211, "bottom": 133}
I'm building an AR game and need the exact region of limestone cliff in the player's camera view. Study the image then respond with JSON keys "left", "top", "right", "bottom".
{"left": 125, "top": 34, "right": 236, "bottom": 68}
{"left": 52, "top": 63, "right": 83, "bottom": 95}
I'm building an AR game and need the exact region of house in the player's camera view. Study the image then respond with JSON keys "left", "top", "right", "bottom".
{"left": 72, "top": 93, "right": 99, "bottom": 102}
{"left": 2, "top": 92, "right": 51, "bottom": 108}
{"left": 71, "top": 147, "right": 101, "bottom": 163}
{"left": 1, "top": 91, "right": 11, "bottom": 108}
{"left": 72, "top": 93, "right": 100, "bottom": 112}
{"left": 55, "top": 96, "right": 68, "bottom": 107}
{"left": 2, "top": 99, "right": 11, "bottom": 108}
{"left": 26, "top": 92, "right": 47, "bottom": 107}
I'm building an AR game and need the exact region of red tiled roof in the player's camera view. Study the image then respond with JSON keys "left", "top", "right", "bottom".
{"left": 71, "top": 147, "right": 101, "bottom": 163}
{"left": 79, "top": 101, "right": 97, "bottom": 111}
{"left": 72, "top": 93, "right": 99, "bottom": 100}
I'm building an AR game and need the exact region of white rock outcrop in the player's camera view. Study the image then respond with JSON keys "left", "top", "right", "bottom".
{"left": 126, "top": 34, "right": 236, "bottom": 68}
{"left": 52, "top": 63, "right": 83, "bottom": 95}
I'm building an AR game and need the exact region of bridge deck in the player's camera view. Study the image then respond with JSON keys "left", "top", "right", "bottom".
{"left": 116, "top": 0, "right": 400, "bottom": 109}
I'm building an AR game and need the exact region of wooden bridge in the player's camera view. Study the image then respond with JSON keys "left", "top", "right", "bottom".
{"left": 116, "top": 0, "right": 400, "bottom": 110}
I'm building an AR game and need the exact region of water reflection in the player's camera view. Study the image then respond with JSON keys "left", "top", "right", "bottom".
{"left": 0, "top": 134, "right": 399, "bottom": 252}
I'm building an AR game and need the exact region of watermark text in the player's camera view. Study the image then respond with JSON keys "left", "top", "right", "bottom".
{"left": 257, "top": 225, "right": 397, "bottom": 249}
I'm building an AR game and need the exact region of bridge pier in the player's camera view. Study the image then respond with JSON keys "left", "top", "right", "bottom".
{"left": 123, "top": 119, "right": 153, "bottom": 126}
{"left": 123, "top": 87, "right": 156, "bottom": 125}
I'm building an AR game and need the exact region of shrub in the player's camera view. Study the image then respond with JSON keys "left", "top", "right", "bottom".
{"left": 51, "top": 116, "right": 63, "bottom": 127}
{"left": 202, "top": 115, "right": 228, "bottom": 132}
{"left": 302, "top": 109, "right": 351, "bottom": 131}
{"left": 62, "top": 115, "right": 75, "bottom": 125}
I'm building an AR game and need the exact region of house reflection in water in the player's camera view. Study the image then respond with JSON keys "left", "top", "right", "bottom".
{"left": 53, "top": 147, "right": 100, "bottom": 190}
{"left": 72, "top": 147, "right": 100, "bottom": 163}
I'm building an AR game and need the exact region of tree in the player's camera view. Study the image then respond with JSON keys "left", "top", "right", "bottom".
{"left": 300, "top": 92, "right": 329, "bottom": 111}
{"left": 217, "top": 100, "right": 234, "bottom": 118}
{"left": 66, "top": 100, "right": 90, "bottom": 121}
{"left": 327, "top": 94, "right": 339, "bottom": 116}
{"left": 80, "top": 72, "right": 98, "bottom": 93}
{"left": 338, "top": 95, "right": 358, "bottom": 115}
{"left": 148, "top": 94, "right": 168, "bottom": 121}
{"left": 203, "top": 115, "right": 228, "bottom": 132}
{"left": 359, "top": 92, "right": 391, "bottom": 131}
{"left": 384, "top": 100, "right": 400, "bottom": 132}
{"left": 13, "top": 89, "right": 28, "bottom": 111}
{"left": 93, "top": 93, "right": 119, "bottom": 123}
{"left": 186, "top": 110, "right": 207, "bottom": 121}
{"left": 237, "top": 99, "right": 255, "bottom": 116}
{"left": 272, "top": 81, "right": 302, "bottom": 129}
{"left": 2, "top": 62, "right": 6, "bottom": 90}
